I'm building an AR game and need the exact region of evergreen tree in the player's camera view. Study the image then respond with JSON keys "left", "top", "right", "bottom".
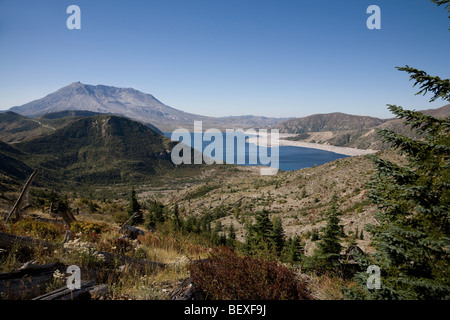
{"left": 349, "top": 16, "right": 450, "bottom": 298}
{"left": 285, "top": 235, "right": 302, "bottom": 264}
{"left": 227, "top": 223, "right": 237, "bottom": 248}
{"left": 270, "top": 217, "right": 285, "bottom": 255}
{"left": 171, "top": 203, "right": 182, "bottom": 230}
{"left": 127, "top": 187, "right": 143, "bottom": 225}
{"left": 310, "top": 228, "right": 320, "bottom": 241}
{"left": 233, "top": 206, "right": 241, "bottom": 220}
{"left": 146, "top": 211, "right": 157, "bottom": 230}
{"left": 148, "top": 199, "right": 165, "bottom": 224}
{"left": 254, "top": 210, "right": 273, "bottom": 242}
{"left": 244, "top": 210, "right": 275, "bottom": 255}
{"left": 313, "top": 200, "right": 343, "bottom": 271}
{"left": 211, "top": 220, "right": 225, "bottom": 245}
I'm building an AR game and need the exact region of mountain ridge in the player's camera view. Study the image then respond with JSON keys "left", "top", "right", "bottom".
{"left": 9, "top": 82, "right": 289, "bottom": 132}
{"left": 274, "top": 112, "right": 387, "bottom": 134}
{"left": 278, "top": 104, "right": 450, "bottom": 150}
{"left": 8, "top": 114, "right": 178, "bottom": 186}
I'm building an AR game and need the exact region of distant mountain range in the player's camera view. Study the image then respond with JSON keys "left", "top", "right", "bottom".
{"left": 1, "top": 82, "right": 449, "bottom": 188}
{"left": 275, "top": 104, "right": 450, "bottom": 150}
{"left": 9, "top": 82, "right": 289, "bottom": 132}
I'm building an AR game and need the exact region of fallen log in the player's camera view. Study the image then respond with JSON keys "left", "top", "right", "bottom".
{"left": 0, "top": 232, "right": 165, "bottom": 272}
{"left": 120, "top": 225, "right": 146, "bottom": 239}
{"left": 32, "top": 280, "right": 108, "bottom": 300}
{"left": 0, "top": 232, "right": 55, "bottom": 251}
{"left": 0, "top": 261, "right": 64, "bottom": 299}
{"left": 168, "top": 277, "right": 197, "bottom": 300}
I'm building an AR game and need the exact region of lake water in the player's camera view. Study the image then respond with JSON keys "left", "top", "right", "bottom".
{"left": 164, "top": 132, "right": 348, "bottom": 172}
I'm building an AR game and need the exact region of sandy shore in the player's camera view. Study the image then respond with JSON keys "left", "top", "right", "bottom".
{"left": 247, "top": 133, "right": 378, "bottom": 157}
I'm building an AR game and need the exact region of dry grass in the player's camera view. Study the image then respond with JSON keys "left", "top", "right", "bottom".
{"left": 0, "top": 207, "right": 208, "bottom": 300}
{"left": 108, "top": 263, "right": 189, "bottom": 300}
{"left": 1, "top": 152, "right": 405, "bottom": 300}
{"left": 305, "top": 272, "right": 349, "bottom": 300}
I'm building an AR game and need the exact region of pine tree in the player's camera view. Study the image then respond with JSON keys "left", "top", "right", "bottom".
{"left": 211, "top": 221, "right": 225, "bottom": 245}
{"left": 146, "top": 211, "right": 157, "bottom": 230}
{"left": 127, "top": 187, "right": 143, "bottom": 225}
{"left": 148, "top": 199, "right": 165, "bottom": 224}
{"left": 270, "top": 217, "right": 285, "bottom": 255}
{"left": 171, "top": 203, "right": 182, "bottom": 230}
{"left": 313, "top": 200, "right": 343, "bottom": 271}
{"left": 310, "top": 228, "right": 320, "bottom": 241}
{"left": 227, "top": 223, "right": 237, "bottom": 248}
{"left": 286, "top": 235, "right": 302, "bottom": 264}
{"left": 349, "top": 28, "right": 450, "bottom": 299}
{"left": 254, "top": 210, "right": 273, "bottom": 242}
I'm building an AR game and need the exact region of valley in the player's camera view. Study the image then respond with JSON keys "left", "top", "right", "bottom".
{"left": 0, "top": 83, "right": 448, "bottom": 301}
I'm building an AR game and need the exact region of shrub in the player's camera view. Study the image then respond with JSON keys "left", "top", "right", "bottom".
{"left": 10, "top": 219, "right": 65, "bottom": 241}
{"left": 63, "top": 238, "right": 106, "bottom": 267}
{"left": 70, "top": 221, "right": 108, "bottom": 235}
{"left": 113, "top": 211, "right": 129, "bottom": 225}
{"left": 184, "top": 184, "right": 219, "bottom": 201}
{"left": 188, "top": 247, "right": 312, "bottom": 300}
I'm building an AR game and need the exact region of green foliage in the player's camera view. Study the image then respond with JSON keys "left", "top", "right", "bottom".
{"left": 430, "top": 0, "right": 450, "bottom": 27}
{"left": 13, "top": 115, "right": 176, "bottom": 187}
{"left": 397, "top": 66, "right": 450, "bottom": 102}
{"left": 245, "top": 210, "right": 275, "bottom": 256}
{"left": 32, "top": 189, "right": 70, "bottom": 215}
{"left": 349, "top": 57, "right": 450, "bottom": 299}
{"left": 127, "top": 187, "right": 143, "bottom": 225}
{"left": 270, "top": 217, "right": 285, "bottom": 255}
{"left": 112, "top": 211, "right": 129, "bottom": 225}
{"left": 146, "top": 199, "right": 166, "bottom": 229}
{"left": 307, "top": 200, "right": 343, "bottom": 273}
{"left": 70, "top": 221, "right": 109, "bottom": 236}
{"left": 311, "top": 229, "right": 320, "bottom": 241}
{"left": 254, "top": 210, "right": 273, "bottom": 241}
{"left": 184, "top": 184, "right": 220, "bottom": 201}
{"left": 10, "top": 218, "right": 65, "bottom": 241}
{"left": 226, "top": 223, "right": 237, "bottom": 248}
{"left": 284, "top": 235, "right": 303, "bottom": 264}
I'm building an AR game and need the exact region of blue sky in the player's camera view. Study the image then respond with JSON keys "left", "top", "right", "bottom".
{"left": 0, "top": 0, "right": 449, "bottom": 118}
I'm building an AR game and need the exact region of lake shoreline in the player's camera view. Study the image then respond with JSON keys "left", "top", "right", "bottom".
{"left": 247, "top": 133, "right": 378, "bottom": 157}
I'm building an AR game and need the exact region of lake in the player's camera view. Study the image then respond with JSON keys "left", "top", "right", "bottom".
{"left": 164, "top": 132, "right": 348, "bottom": 172}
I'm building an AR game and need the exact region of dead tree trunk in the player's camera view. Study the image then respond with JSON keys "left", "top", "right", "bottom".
{"left": 0, "top": 261, "right": 63, "bottom": 299}
{"left": 0, "top": 232, "right": 54, "bottom": 252}
{"left": 59, "top": 208, "right": 77, "bottom": 226}
{"left": 119, "top": 212, "right": 139, "bottom": 231}
{"left": 4, "top": 170, "right": 38, "bottom": 222}
{"left": 32, "top": 280, "right": 109, "bottom": 300}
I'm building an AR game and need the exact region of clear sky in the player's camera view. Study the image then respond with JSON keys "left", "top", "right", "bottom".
{"left": 0, "top": 0, "right": 449, "bottom": 118}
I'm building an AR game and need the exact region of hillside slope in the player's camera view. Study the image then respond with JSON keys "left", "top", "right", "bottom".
{"left": 274, "top": 113, "right": 386, "bottom": 134}
{"left": 144, "top": 150, "right": 404, "bottom": 255}
{"left": 14, "top": 115, "right": 176, "bottom": 185}
{"left": 0, "top": 140, "right": 33, "bottom": 184}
